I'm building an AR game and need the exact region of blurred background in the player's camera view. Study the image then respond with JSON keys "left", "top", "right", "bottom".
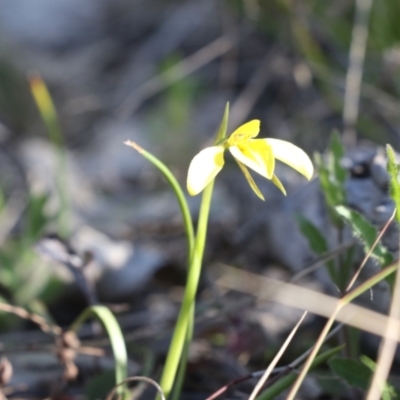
{"left": 0, "top": 0, "right": 400, "bottom": 398}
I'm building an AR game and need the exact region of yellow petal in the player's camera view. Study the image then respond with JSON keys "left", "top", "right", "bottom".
{"left": 236, "top": 160, "right": 265, "bottom": 201}
{"left": 229, "top": 140, "right": 274, "bottom": 179}
{"left": 227, "top": 120, "right": 260, "bottom": 145}
{"left": 187, "top": 146, "right": 225, "bottom": 196}
{"left": 265, "top": 139, "right": 314, "bottom": 180}
{"left": 271, "top": 174, "right": 287, "bottom": 196}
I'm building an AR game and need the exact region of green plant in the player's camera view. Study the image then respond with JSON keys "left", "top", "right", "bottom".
{"left": 126, "top": 103, "right": 314, "bottom": 399}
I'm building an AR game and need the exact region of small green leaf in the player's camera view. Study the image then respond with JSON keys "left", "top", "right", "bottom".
{"left": 296, "top": 215, "right": 336, "bottom": 282}
{"left": 329, "top": 131, "right": 347, "bottom": 185}
{"left": 315, "top": 152, "right": 346, "bottom": 228}
{"left": 315, "top": 153, "right": 340, "bottom": 207}
{"left": 386, "top": 145, "right": 400, "bottom": 225}
{"left": 329, "top": 357, "right": 372, "bottom": 390}
{"left": 297, "top": 215, "right": 329, "bottom": 254}
{"left": 214, "top": 102, "right": 229, "bottom": 144}
{"left": 335, "top": 205, "right": 393, "bottom": 267}
{"left": 315, "top": 133, "right": 348, "bottom": 229}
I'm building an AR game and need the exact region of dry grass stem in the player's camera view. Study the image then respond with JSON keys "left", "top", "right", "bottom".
{"left": 118, "top": 32, "right": 237, "bottom": 118}
{"left": 248, "top": 311, "right": 307, "bottom": 400}
{"left": 366, "top": 246, "right": 400, "bottom": 399}
{"left": 342, "top": 0, "right": 374, "bottom": 147}
{"left": 0, "top": 303, "right": 61, "bottom": 336}
{"left": 214, "top": 265, "right": 400, "bottom": 341}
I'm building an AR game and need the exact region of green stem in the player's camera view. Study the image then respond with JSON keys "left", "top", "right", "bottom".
{"left": 125, "top": 141, "right": 198, "bottom": 400}
{"left": 158, "top": 180, "right": 215, "bottom": 399}
{"left": 170, "top": 305, "right": 194, "bottom": 400}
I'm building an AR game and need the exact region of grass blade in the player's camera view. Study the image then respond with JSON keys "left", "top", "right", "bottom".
{"left": 70, "top": 305, "right": 128, "bottom": 395}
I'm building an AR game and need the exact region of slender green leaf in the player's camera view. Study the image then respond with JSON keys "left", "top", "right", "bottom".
{"left": 297, "top": 215, "right": 329, "bottom": 254}
{"left": 315, "top": 153, "right": 340, "bottom": 207}
{"left": 70, "top": 305, "right": 128, "bottom": 395}
{"left": 158, "top": 179, "right": 215, "bottom": 400}
{"left": 315, "top": 133, "right": 347, "bottom": 228}
{"left": 29, "top": 74, "right": 70, "bottom": 237}
{"left": 335, "top": 205, "right": 393, "bottom": 267}
{"left": 296, "top": 215, "right": 336, "bottom": 282}
{"left": 386, "top": 145, "right": 400, "bottom": 225}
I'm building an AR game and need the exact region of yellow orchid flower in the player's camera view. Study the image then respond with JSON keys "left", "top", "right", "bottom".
{"left": 187, "top": 120, "right": 313, "bottom": 200}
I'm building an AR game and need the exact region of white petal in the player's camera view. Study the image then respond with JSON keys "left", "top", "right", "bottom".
{"left": 187, "top": 146, "right": 225, "bottom": 195}
{"left": 265, "top": 139, "right": 314, "bottom": 180}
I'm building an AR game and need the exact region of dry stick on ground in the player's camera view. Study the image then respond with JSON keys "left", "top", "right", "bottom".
{"left": 248, "top": 311, "right": 307, "bottom": 400}
{"left": 342, "top": 0, "right": 374, "bottom": 147}
{"left": 216, "top": 266, "right": 400, "bottom": 340}
{"left": 367, "top": 222, "right": 400, "bottom": 398}
{"left": 117, "top": 30, "right": 239, "bottom": 119}
{"left": 229, "top": 47, "right": 283, "bottom": 129}
{"left": 35, "top": 235, "right": 98, "bottom": 306}
{"left": 367, "top": 258, "right": 400, "bottom": 399}
{"left": 0, "top": 303, "right": 84, "bottom": 382}
{"left": 310, "top": 62, "right": 400, "bottom": 118}
{"left": 205, "top": 322, "right": 344, "bottom": 400}
{"left": 0, "top": 303, "right": 61, "bottom": 336}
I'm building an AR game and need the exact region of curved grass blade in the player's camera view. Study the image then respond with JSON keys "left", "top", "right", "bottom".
{"left": 70, "top": 305, "right": 128, "bottom": 395}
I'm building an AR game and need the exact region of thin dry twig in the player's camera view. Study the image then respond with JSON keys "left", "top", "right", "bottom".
{"left": 366, "top": 236, "right": 400, "bottom": 399}
{"left": 214, "top": 264, "right": 399, "bottom": 341}
{"left": 118, "top": 31, "right": 238, "bottom": 119}
{"left": 0, "top": 303, "right": 61, "bottom": 336}
{"left": 229, "top": 48, "right": 283, "bottom": 128}
{"left": 248, "top": 311, "right": 307, "bottom": 400}
{"left": 205, "top": 323, "right": 343, "bottom": 400}
{"left": 290, "top": 239, "right": 356, "bottom": 283}
{"left": 342, "top": 0, "right": 374, "bottom": 147}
